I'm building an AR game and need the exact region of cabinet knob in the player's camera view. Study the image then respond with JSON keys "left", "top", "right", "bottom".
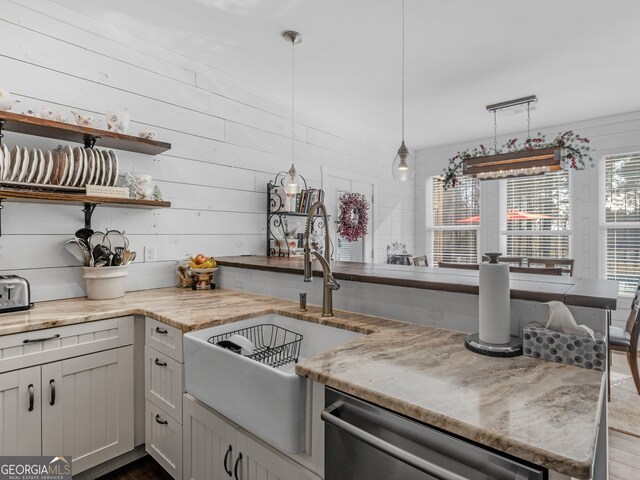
{"left": 154, "top": 358, "right": 167, "bottom": 367}
{"left": 155, "top": 327, "right": 168, "bottom": 335}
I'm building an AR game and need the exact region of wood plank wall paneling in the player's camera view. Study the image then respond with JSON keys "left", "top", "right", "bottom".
{"left": 0, "top": 0, "right": 415, "bottom": 301}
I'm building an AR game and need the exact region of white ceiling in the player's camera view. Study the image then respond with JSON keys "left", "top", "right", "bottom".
{"left": 53, "top": 0, "right": 640, "bottom": 150}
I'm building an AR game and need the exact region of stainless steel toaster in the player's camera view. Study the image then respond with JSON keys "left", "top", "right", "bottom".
{"left": 0, "top": 275, "right": 33, "bottom": 313}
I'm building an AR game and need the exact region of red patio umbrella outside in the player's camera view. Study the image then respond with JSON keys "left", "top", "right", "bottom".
{"left": 456, "top": 209, "right": 554, "bottom": 224}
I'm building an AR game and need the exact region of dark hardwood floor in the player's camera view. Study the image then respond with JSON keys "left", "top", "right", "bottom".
{"left": 96, "top": 456, "right": 173, "bottom": 480}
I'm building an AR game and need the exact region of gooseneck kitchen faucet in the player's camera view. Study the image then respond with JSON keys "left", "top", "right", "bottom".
{"left": 303, "top": 201, "right": 340, "bottom": 317}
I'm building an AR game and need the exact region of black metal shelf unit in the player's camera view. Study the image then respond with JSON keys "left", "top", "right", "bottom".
{"left": 266, "top": 172, "right": 328, "bottom": 257}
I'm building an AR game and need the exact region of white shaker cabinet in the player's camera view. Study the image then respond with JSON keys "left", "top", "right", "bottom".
{"left": 145, "top": 346, "right": 183, "bottom": 421}
{"left": 144, "top": 317, "right": 185, "bottom": 480}
{"left": 235, "top": 430, "right": 320, "bottom": 480}
{"left": 145, "top": 399, "right": 183, "bottom": 480}
{"left": 0, "top": 317, "right": 134, "bottom": 474}
{"left": 42, "top": 346, "right": 134, "bottom": 474}
{"left": 0, "top": 366, "right": 41, "bottom": 456}
{"left": 183, "top": 394, "right": 320, "bottom": 480}
{"left": 183, "top": 392, "right": 237, "bottom": 480}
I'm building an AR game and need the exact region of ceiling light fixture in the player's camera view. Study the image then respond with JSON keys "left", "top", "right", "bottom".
{"left": 463, "top": 95, "right": 563, "bottom": 180}
{"left": 282, "top": 30, "right": 304, "bottom": 203}
{"left": 391, "top": 0, "right": 414, "bottom": 182}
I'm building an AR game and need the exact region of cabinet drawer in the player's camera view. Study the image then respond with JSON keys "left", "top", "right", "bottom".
{"left": 0, "top": 317, "right": 134, "bottom": 373}
{"left": 146, "top": 400, "right": 182, "bottom": 480}
{"left": 146, "top": 318, "right": 183, "bottom": 362}
{"left": 145, "top": 346, "right": 183, "bottom": 422}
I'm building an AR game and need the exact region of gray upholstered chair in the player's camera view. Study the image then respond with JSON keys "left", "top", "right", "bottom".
{"left": 610, "top": 286, "right": 640, "bottom": 395}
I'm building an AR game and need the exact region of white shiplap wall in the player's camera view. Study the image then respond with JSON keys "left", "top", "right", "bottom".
{"left": 0, "top": 0, "right": 415, "bottom": 301}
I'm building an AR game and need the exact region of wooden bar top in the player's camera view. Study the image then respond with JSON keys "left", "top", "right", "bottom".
{"left": 217, "top": 256, "right": 619, "bottom": 310}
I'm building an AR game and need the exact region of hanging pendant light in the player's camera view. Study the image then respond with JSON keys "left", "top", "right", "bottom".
{"left": 392, "top": 0, "right": 414, "bottom": 182}
{"left": 462, "top": 95, "right": 563, "bottom": 179}
{"left": 282, "top": 30, "right": 304, "bottom": 207}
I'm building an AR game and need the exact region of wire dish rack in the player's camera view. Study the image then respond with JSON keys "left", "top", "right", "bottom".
{"left": 207, "top": 324, "right": 303, "bottom": 369}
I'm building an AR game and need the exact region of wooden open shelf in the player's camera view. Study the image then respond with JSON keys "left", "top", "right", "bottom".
{"left": 0, "top": 110, "right": 171, "bottom": 155}
{"left": 0, "top": 189, "right": 171, "bottom": 208}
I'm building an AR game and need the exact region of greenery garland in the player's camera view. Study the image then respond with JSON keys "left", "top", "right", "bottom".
{"left": 443, "top": 131, "right": 593, "bottom": 189}
{"left": 338, "top": 193, "right": 369, "bottom": 242}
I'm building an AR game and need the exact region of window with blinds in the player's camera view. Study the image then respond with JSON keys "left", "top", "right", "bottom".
{"left": 505, "top": 172, "right": 570, "bottom": 259}
{"left": 604, "top": 153, "right": 640, "bottom": 295}
{"left": 429, "top": 176, "right": 480, "bottom": 264}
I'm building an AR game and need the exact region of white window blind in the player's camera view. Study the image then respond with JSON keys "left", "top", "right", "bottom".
{"left": 505, "top": 172, "right": 570, "bottom": 258}
{"left": 429, "top": 176, "right": 479, "bottom": 264}
{"left": 604, "top": 153, "right": 640, "bottom": 295}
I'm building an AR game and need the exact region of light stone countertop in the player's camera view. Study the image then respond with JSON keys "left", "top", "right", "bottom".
{"left": 0, "top": 287, "right": 604, "bottom": 478}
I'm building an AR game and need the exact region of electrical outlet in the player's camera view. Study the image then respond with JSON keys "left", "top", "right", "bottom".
{"left": 233, "top": 278, "right": 245, "bottom": 289}
{"left": 144, "top": 246, "right": 157, "bottom": 262}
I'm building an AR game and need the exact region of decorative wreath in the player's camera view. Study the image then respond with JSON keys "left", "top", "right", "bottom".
{"left": 338, "top": 193, "right": 369, "bottom": 242}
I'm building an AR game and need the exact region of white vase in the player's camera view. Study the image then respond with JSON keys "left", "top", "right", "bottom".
{"left": 137, "top": 174, "right": 153, "bottom": 199}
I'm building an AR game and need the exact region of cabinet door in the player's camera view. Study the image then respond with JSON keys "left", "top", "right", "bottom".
{"left": 145, "top": 400, "right": 183, "bottom": 480}
{"left": 183, "top": 394, "right": 236, "bottom": 480}
{"left": 0, "top": 366, "right": 41, "bottom": 456}
{"left": 145, "top": 346, "right": 183, "bottom": 421}
{"left": 236, "top": 430, "right": 321, "bottom": 480}
{"left": 42, "top": 346, "right": 134, "bottom": 474}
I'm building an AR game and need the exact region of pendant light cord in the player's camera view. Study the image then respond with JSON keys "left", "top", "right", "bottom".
{"left": 401, "top": 0, "right": 405, "bottom": 142}
{"left": 493, "top": 110, "right": 497, "bottom": 154}
{"left": 291, "top": 37, "right": 296, "bottom": 165}
{"left": 527, "top": 102, "right": 531, "bottom": 140}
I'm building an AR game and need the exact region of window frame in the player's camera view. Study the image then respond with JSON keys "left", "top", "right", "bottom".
{"left": 600, "top": 152, "right": 640, "bottom": 296}
{"left": 426, "top": 175, "right": 480, "bottom": 265}
{"left": 501, "top": 171, "right": 573, "bottom": 260}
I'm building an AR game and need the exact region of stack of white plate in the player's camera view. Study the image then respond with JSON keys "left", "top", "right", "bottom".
{"left": 0, "top": 144, "right": 119, "bottom": 190}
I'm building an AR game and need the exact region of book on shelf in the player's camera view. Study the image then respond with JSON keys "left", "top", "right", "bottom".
{"left": 85, "top": 185, "right": 130, "bottom": 199}
{"left": 295, "top": 188, "right": 325, "bottom": 213}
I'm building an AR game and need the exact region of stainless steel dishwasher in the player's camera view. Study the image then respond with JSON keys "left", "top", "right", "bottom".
{"left": 322, "top": 388, "right": 546, "bottom": 480}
